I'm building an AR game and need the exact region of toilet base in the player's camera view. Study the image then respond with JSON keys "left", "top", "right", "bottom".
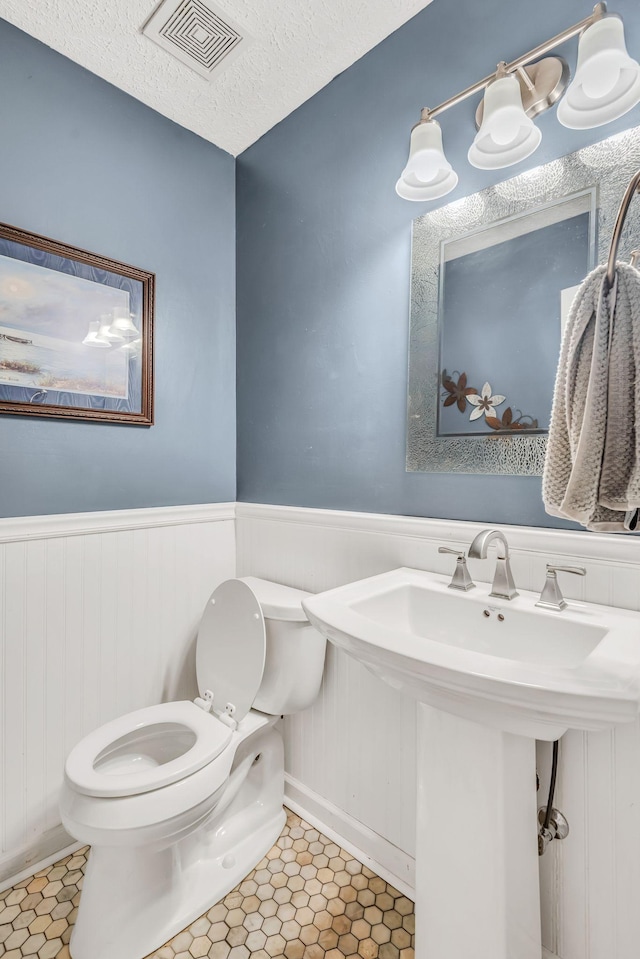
{"left": 69, "top": 725, "right": 285, "bottom": 959}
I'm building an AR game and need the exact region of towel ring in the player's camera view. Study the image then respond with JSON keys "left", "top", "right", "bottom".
{"left": 606, "top": 169, "right": 640, "bottom": 286}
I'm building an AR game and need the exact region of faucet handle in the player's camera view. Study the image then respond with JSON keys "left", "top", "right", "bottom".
{"left": 536, "top": 564, "right": 586, "bottom": 611}
{"left": 547, "top": 564, "right": 587, "bottom": 577}
{"left": 438, "top": 547, "right": 475, "bottom": 592}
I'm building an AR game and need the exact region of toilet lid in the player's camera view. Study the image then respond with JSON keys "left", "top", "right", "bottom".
{"left": 196, "top": 579, "right": 266, "bottom": 722}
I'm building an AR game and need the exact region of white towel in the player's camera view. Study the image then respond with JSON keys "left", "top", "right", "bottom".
{"left": 543, "top": 262, "right": 640, "bottom": 532}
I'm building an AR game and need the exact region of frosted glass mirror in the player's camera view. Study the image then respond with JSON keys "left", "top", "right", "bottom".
{"left": 406, "top": 126, "right": 640, "bottom": 475}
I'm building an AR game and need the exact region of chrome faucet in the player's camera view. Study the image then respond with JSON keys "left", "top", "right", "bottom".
{"left": 468, "top": 529, "right": 518, "bottom": 600}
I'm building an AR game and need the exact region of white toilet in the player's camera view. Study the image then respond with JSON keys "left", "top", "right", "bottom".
{"left": 60, "top": 577, "right": 326, "bottom": 959}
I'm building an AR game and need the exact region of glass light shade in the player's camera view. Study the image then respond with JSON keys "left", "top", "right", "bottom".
{"left": 468, "top": 74, "right": 542, "bottom": 170}
{"left": 395, "top": 120, "right": 458, "bottom": 201}
{"left": 557, "top": 16, "right": 640, "bottom": 129}
{"left": 110, "top": 311, "right": 139, "bottom": 337}
{"left": 82, "top": 320, "right": 110, "bottom": 348}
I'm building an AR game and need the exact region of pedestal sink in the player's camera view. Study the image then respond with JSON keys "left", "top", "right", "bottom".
{"left": 302, "top": 567, "right": 640, "bottom": 959}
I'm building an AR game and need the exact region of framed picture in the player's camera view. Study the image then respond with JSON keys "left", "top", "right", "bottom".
{"left": 0, "top": 222, "right": 154, "bottom": 425}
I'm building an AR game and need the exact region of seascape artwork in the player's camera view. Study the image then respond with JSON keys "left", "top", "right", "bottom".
{"left": 0, "top": 255, "right": 131, "bottom": 399}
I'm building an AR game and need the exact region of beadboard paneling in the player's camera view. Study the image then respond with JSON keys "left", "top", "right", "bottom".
{"left": 236, "top": 503, "right": 640, "bottom": 959}
{"left": 0, "top": 505, "right": 235, "bottom": 884}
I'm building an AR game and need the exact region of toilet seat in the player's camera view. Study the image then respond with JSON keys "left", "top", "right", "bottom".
{"left": 61, "top": 710, "right": 273, "bottom": 841}
{"left": 65, "top": 576, "right": 309, "bottom": 807}
{"left": 65, "top": 701, "right": 232, "bottom": 798}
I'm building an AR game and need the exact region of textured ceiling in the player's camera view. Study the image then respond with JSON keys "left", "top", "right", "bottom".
{"left": 0, "top": 0, "right": 435, "bottom": 156}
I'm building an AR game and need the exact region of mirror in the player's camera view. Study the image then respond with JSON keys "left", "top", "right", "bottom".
{"left": 406, "top": 126, "right": 640, "bottom": 475}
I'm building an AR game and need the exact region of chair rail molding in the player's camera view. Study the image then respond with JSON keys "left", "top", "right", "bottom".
{"left": 235, "top": 502, "right": 640, "bottom": 568}
{"left": 0, "top": 502, "right": 236, "bottom": 543}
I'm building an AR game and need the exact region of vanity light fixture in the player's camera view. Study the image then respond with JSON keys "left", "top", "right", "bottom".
{"left": 397, "top": 2, "right": 640, "bottom": 200}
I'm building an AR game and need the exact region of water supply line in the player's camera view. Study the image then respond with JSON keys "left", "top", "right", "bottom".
{"left": 538, "top": 740, "right": 569, "bottom": 855}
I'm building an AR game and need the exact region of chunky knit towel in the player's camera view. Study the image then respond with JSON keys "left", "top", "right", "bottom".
{"left": 543, "top": 262, "right": 640, "bottom": 532}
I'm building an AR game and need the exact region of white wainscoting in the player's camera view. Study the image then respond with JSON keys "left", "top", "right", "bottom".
{"left": 0, "top": 503, "right": 235, "bottom": 886}
{"left": 236, "top": 503, "right": 640, "bottom": 959}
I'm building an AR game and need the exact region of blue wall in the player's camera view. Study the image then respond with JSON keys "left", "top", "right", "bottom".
{"left": 0, "top": 20, "right": 236, "bottom": 517}
{"left": 236, "top": 0, "right": 640, "bottom": 528}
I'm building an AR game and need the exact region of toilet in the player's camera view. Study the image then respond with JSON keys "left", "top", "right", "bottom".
{"left": 60, "top": 577, "right": 327, "bottom": 959}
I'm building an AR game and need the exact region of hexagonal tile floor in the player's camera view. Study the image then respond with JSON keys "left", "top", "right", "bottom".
{"left": 0, "top": 810, "right": 415, "bottom": 959}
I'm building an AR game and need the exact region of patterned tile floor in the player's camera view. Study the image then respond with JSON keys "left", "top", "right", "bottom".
{"left": 0, "top": 810, "right": 415, "bottom": 959}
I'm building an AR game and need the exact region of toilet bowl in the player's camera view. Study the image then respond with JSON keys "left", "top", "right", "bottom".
{"left": 60, "top": 577, "right": 326, "bottom": 959}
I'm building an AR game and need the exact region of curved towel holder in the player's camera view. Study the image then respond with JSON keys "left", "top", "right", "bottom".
{"left": 606, "top": 169, "right": 640, "bottom": 285}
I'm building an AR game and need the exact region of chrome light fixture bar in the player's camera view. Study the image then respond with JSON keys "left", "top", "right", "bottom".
{"left": 396, "top": 2, "right": 640, "bottom": 201}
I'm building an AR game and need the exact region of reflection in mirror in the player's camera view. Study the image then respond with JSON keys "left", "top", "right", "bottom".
{"left": 406, "top": 125, "right": 640, "bottom": 475}
{"left": 438, "top": 191, "right": 595, "bottom": 439}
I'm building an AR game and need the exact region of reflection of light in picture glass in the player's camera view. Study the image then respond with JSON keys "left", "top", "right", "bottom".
{"left": 110, "top": 312, "right": 139, "bottom": 337}
{"left": 98, "top": 314, "right": 125, "bottom": 344}
{"left": 82, "top": 321, "right": 110, "bottom": 349}
{"left": 0, "top": 254, "right": 130, "bottom": 398}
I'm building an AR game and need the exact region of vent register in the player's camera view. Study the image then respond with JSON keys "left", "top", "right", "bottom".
{"left": 142, "top": 0, "right": 249, "bottom": 78}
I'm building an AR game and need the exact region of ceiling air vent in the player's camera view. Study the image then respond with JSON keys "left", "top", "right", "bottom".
{"left": 142, "top": 0, "right": 250, "bottom": 79}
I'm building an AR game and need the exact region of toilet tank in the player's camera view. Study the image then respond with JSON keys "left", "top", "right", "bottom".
{"left": 241, "top": 577, "right": 327, "bottom": 716}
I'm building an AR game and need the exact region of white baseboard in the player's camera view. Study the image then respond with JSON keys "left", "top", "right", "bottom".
{"left": 542, "top": 949, "right": 559, "bottom": 959}
{"left": 0, "top": 825, "right": 81, "bottom": 892}
{"left": 284, "top": 774, "right": 415, "bottom": 899}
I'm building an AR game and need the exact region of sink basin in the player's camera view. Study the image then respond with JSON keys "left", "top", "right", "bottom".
{"left": 302, "top": 566, "right": 640, "bottom": 740}
{"left": 351, "top": 582, "right": 605, "bottom": 666}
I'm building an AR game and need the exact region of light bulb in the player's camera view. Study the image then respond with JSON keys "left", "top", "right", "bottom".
{"left": 581, "top": 55, "right": 620, "bottom": 99}
{"left": 468, "top": 74, "right": 541, "bottom": 170}
{"left": 406, "top": 149, "right": 445, "bottom": 183}
{"left": 490, "top": 112, "right": 523, "bottom": 146}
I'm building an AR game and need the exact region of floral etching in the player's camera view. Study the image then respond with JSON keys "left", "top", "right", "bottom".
{"left": 467, "top": 382, "right": 505, "bottom": 421}
{"left": 441, "top": 369, "right": 539, "bottom": 433}
{"left": 441, "top": 371, "right": 477, "bottom": 413}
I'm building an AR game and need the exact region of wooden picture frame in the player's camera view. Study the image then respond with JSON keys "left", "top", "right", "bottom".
{"left": 0, "top": 222, "right": 154, "bottom": 425}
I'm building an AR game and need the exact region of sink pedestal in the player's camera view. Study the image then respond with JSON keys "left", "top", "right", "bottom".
{"left": 416, "top": 705, "right": 541, "bottom": 959}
